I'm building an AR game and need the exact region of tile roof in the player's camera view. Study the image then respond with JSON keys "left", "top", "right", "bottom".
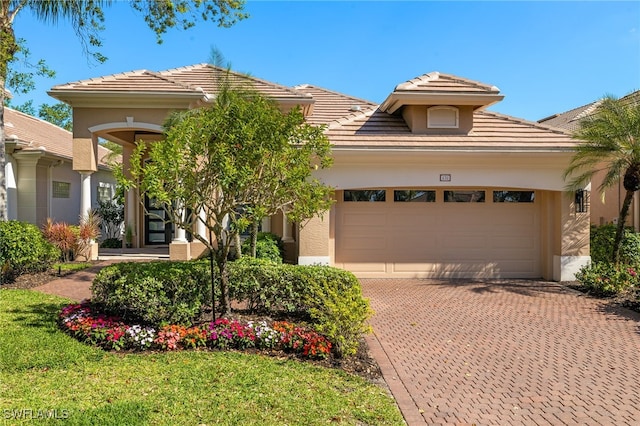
{"left": 326, "top": 108, "right": 576, "bottom": 151}
{"left": 380, "top": 71, "right": 503, "bottom": 113}
{"left": 394, "top": 71, "right": 500, "bottom": 94}
{"left": 4, "top": 107, "right": 113, "bottom": 167}
{"left": 293, "top": 84, "right": 378, "bottom": 125}
{"left": 51, "top": 64, "right": 312, "bottom": 102}
{"left": 48, "top": 63, "right": 574, "bottom": 151}
{"left": 50, "top": 69, "right": 199, "bottom": 94}
{"left": 539, "top": 90, "right": 640, "bottom": 132}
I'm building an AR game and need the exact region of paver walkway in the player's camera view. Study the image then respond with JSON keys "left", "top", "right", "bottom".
{"left": 361, "top": 279, "right": 640, "bottom": 425}
{"left": 33, "top": 263, "right": 105, "bottom": 301}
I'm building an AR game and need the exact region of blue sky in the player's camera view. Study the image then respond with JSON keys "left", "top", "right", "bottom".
{"left": 9, "top": 1, "right": 640, "bottom": 122}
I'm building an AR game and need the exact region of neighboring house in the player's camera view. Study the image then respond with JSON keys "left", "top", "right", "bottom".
{"left": 48, "top": 64, "right": 589, "bottom": 281}
{"left": 4, "top": 107, "right": 117, "bottom": 227}
{"left": 538, "top": 90, "right": 640, "bottom": 230}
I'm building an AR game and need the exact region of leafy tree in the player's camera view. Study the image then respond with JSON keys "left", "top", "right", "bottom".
{"left": 564, "top": 95, "right": 640, "bottom": 263}
{"left": 6, "top": 98, "right": 34, "bottom": 115}
{"left": 38, "top": 102, "right": 72, "bottom": 131}
{"left": 0, "top": 0, "right": 248, "bottom": 221}
{"left": 122, "top": 82, "right": 333, "bottom": 315}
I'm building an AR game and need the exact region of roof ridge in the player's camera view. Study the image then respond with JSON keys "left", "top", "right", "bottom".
{"left": 538, "top": 99, "right": 601, "bottom": 124}
{"left": 51, "top": 68, "right": 201, "bottom": 93}
{"left": 570, "top": 99, "right": 604, "bottom": 122}
{"left": 293, "top": 83, "right": 378, "bottom": 106}
{"left": 479, "top": 110, "right": 570, "bottom": 136}
{"left": 143, "top": 69, "right": 201, "bottom": 92}
{"left": 161, "top": 63, "right": 312, "bottom": 98}
{"left": 396, "top": 71, "right": 499, "bottom": 93}
{"left": 395, "top": 71, "right": 440, "bottom": 91}
{"left": 327, "top": 108, "right": 377, "bottom": 130}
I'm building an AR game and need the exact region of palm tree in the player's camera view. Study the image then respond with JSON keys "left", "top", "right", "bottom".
{"left": 564, "top": 94, "right": 640, "bottom": 263}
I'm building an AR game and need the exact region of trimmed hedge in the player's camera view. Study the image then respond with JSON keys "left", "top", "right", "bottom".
{"left": 92, "top": 261, "right": 211, "bottom": 326}
{"left": 0, "top": 220, "right": 60, "bottom": 281}
{"left": 92, "top": 258, "right": 371, "bottom": 357}
{"left": 230, "top": 258, "right": 372, "bottom": 357}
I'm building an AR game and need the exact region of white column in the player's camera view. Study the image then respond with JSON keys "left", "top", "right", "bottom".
{"left": 261, "top": 216, "right": 271, "bottom": 233}
{"left": 197, "top": 209, "right": 208, "bottom": 242}
{"left": 282, "top": 213, "right": 293, "bottom": 243}
{"left": 79, "top": 171, "right": 93, "bottom": 218}
{"left": 173, "top": 206, "right": 187, "bottom": 242}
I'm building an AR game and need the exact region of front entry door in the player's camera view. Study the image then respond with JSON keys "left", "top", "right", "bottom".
{"left": 144, "top": 196, "right": 172, "bottom": 245}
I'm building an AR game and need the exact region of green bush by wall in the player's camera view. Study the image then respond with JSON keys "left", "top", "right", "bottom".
{"left": 0, "top": 220, "right": 60, "bottom": 281}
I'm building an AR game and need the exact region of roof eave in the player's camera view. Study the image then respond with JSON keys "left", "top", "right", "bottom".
{"left": 47, "top": 90, "right": 204, "bottom": 108}
{"left": 380, "top": 92, "right": 505, "bottom": 114}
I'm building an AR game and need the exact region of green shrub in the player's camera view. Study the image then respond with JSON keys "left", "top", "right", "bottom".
{"left": 91, "top": 261, "right": 211, "bottom": 326}
{"left": 100, "top": 238, "right": 123, "bottom": 248}
{"left": 575, "top": 262, "right": 640, "bottom": 296}
{"left": 229, "top": 257, "right": 299, "bottom": 312}
{"left": 0, "top": 220, "right": 60, "bottom": 281}
{"left": 241, "top": 232, "right": 284, "bottom": 263}
{"left": 92, "top": 258, "right": 372, "bottom": 358}
{"left": 590, "top": 224, "right": 640, "bottom": 265}
{"left": 229, "top": 258, "right": 372, "bottom": 358}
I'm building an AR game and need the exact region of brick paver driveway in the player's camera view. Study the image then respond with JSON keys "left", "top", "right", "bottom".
{"left": 361, "top": 279, "right": 640, "bottom": 425}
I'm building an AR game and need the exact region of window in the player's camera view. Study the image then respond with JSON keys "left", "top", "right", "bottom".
{"left": 444, "top": 190, "right": 485, "bottom": 203}
{"left": 343, "top": 190, "right": 386, "bottom": 202}
{"left": 97, "top": 182, "right": 113, "bottom": 203}
{"left": 493, "top": 191, "right": 535, "bottom": 203}
{"left": 52, "top": 181, "right": 70, "bottom": 199}
{"left": 394, "top": 190, "right": 436, "bottom": 202}
{"left": 427, "top": 106, "right": 459, "bottom": 129}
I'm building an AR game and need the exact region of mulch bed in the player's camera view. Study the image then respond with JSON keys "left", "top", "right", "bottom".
{"left": 0, "top": 269, "right": 386, "bottom": 384}
{"left": 564, "top": 281, "right": 640, "bottom": 314}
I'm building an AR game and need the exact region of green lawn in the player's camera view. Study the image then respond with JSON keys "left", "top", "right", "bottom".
{"left": 0, "top": 290, "right": 404, "bottom": 425}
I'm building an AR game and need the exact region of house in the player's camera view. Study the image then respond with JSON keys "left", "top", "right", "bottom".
{"left": 538, "top": 91, "right": 640, "bottom": 230}
{"left": 4, "top": 107, "right": 117, "bottom": 227}
{"left": 48, "top": 64, "right": 589, "bottom": 281}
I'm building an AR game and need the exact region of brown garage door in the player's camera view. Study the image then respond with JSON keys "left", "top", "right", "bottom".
{"left": 334, "top": 189, "right": 541, "bottom": 278}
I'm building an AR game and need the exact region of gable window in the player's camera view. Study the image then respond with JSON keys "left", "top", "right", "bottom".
{"left": 427, "top": 106, "right": 459, "bottom": 129}
{"left": 444, "top": 190, "right": 485, "bottom": 203}
{"left": 394, "top": 190, "right": 436, "bottom": 202}
{"left": 344, "top": 190, "right": 386, "bottom": 202}
{"left": 493, "top": 190, "right": 535, "bottom": 203}
{"left": 52, "top": 181, "right": 71, "bottom": 199}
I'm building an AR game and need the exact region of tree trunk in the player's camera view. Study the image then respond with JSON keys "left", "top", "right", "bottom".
{"left": 215, "top": 252, "right": 232, "bottom": 316}
{"left": 612, "top": 189, "right": 635, "bottom": 264}
{"left": 234, "top": 232, "right": 242, "bottom": 259}
{"left": 250, "top": 220, "right": 259, "bottom": 258}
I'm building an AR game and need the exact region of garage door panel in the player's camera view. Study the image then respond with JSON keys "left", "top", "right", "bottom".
{"left": 435, "top": 262, "right": 496, "bottom": 277}
{"left": 391, "top": 262, "right": 437, "bottom": 273}
{"left": 342, "top": 212, "right": 387, "bottom": 227}
{"left": 335, "top": 192, "right": 541, "bottom": 278}
{"left": 341, "top": 262, "right": 387, "bottom": 273}
{"left": 489, "top": 236, "right": 536, "bottom": 249}
{"left": 439, "top": 234, "right": 487, "bottom": 250}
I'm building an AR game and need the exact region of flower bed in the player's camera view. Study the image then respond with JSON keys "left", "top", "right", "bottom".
{"left": 58, "top": 303, "right": 332, "bottom": 359}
